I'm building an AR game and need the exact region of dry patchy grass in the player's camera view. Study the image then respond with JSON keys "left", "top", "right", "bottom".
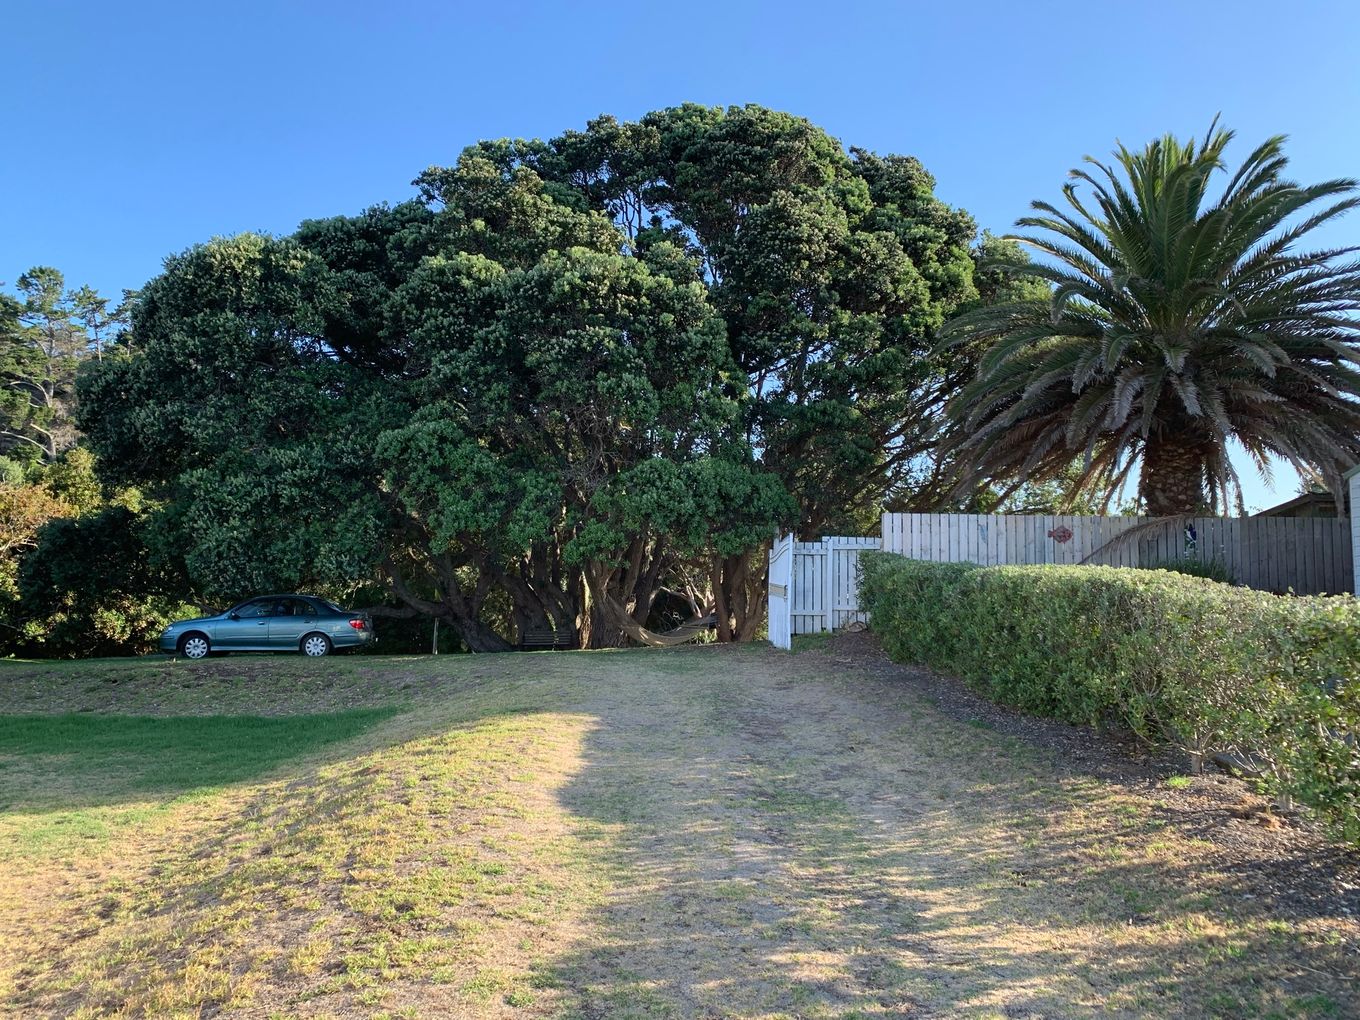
{"left": 1, "top": 644, "right": 1356, "bottom": 1018}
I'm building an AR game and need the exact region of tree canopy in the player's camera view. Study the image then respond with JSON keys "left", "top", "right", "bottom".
{"left": 77, "top": 105, "right": 983, "bottom": 648}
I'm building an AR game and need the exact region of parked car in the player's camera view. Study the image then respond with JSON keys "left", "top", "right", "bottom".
{"left": 159, "top": 595, "right": 374, "bottom": 659}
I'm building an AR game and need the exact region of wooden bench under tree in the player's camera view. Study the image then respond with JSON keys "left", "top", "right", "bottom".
{"left": 518, "top": 623, "right": 578, "bottom": 651}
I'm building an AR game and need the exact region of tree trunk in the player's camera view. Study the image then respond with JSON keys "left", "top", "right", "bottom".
{"left": 709, "top": 548, "right": 768, "bottom": 643}
{"left": 500, "top": 548, "right": 581, "bottom": 647}
{"left": 583, "top": 563, "right": 715, "bottom": 647}
{"left": 382, "top": 554, "right": 513, "bottom": 653}
{"left": 450, "top": 613, "right": 514, "bottom": 653}
{"left": 1139, "top": 433, "right": 1212, "bottom": 516}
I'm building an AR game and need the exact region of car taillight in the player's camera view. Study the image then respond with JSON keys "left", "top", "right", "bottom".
{"left": 349, "top": 619, "right": 367, "bottom": 630}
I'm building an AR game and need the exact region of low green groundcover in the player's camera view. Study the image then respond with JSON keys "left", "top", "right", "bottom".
{"left": 859, "top": 553, "right": 1360, "bottom": 842}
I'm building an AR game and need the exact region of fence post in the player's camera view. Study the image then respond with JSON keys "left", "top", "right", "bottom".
{"left": 767, "top": 533, "right": 793, "bottom": 649}
{"left": 821, "top": 538, "right": 834, "bottom": 633}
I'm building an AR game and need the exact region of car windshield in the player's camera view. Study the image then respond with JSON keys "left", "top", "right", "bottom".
{"left": 323, "top": 599, "right": 345, "bottom": 613}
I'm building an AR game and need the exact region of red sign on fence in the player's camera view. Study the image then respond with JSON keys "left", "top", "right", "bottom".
{"left": 1047, "top": 525, "right": 1073, "bottom": 544}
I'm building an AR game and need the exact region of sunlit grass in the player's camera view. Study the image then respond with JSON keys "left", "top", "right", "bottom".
{"left": 0, "top": 645, "right": 1355, "bottom": 1017}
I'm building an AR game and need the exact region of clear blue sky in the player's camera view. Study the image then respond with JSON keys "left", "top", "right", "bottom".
{"left": 4, "top": 0, "right": 1358, "bottom": 511}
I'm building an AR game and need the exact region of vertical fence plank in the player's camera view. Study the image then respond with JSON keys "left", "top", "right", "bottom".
{"left": 1328, "top": 518, "right": 1339, "bottom": 594}
{"left": 1306, "top": 518, "right": 1318, "bottom": 595}
{"left": 1222, "top": 516, "right": 1239, "bottom": 581}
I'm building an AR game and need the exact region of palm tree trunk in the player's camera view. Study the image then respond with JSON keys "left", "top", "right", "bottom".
{"left": 1139, "top": 434, "right": 1211, "bottom": 516}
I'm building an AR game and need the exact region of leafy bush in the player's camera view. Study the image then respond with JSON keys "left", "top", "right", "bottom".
{"left": 859, "top": 553, "right": 1360, "bottom": 841}
{"left": 1143, "top": 554, "right": 1236, "bottom": 585}
{"left": 17, "top": 506, "right": 197, "bottom": 657}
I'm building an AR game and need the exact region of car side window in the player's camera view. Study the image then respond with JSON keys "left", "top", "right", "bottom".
{"left": 243, "top": 600, "right": 273, "bottom": 618}
{"left": 283, "top": 598, "right": 313, "bottom": 617}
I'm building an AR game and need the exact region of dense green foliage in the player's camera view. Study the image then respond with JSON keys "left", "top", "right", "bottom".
{"left": 860, "top": 553, "right": 1360, "bottom": 840}
{"left": 76, "top": 105, "right": 982, "bottom": 649}
{"left": 0, "top": 447, "right": 192, "bottom": 658}
{"left": 18, "top": 505, "right": 197, "bottom": 658}
{"left": 1141, "top": 554, "right": 1236, "bottom": 584}
{"left": 0, "top": 268, "right": 126, "bottom": 468}
{"left": 943, "top": 123, "right": 1360, "bottom": 516}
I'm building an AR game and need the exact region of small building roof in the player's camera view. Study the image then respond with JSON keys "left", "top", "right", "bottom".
{"left": 1252, "top": 491, "right": 1338, "bottom": 518}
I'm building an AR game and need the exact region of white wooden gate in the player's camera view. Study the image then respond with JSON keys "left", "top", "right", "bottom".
{"left": 790, "top": 537, "right": 882, "bottom": 634}
{"left": 767, "top": 534, "right": 880, "bottom": 645}
{"left": 767, "top": 532, "right": 793, "bottom": 649}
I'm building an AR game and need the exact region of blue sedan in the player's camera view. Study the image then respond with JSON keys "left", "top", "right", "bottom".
{"left": 159, "top": 594, "right": 374, "bottom": 659}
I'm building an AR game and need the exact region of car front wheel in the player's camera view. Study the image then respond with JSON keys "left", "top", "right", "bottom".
{"left": 301, "top": 633, "right": 331, "bottom": 657}
{"left": 179, "top": 633, "right": 210, "bottom": 660}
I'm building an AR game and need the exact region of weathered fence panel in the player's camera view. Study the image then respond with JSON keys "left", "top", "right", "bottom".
{"left": 767, "top": 532, "right": 793, "bottom": 650}
{"left": 787, "top": 536, "right": 881, "bottom": 634}
{"left": 881, "top": 513, "right": 1352, "bottom": 596}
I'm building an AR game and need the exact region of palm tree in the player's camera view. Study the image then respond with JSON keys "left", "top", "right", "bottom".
{"left": 943, "top": 122, "right": 1360, "bottom": 516}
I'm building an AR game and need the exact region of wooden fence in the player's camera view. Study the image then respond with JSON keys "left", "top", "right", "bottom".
{"left": 767, "top": 511, "right": 1354, "bottom": 647}
{"left": 788, "top": 536, "right": 882, "bottom": 635}
{"left": 767, "top": 533, "right": 793, "bottom": 650}
{"left": 881, "top": 513, "right": 1352, "bottom": 596}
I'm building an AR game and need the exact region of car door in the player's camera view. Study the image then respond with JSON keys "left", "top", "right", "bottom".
{"left": 267, "top": 598, "right": 318, "bottom": 650}
{"left": 217, "top": 598, "right": 274, "bottom": 650}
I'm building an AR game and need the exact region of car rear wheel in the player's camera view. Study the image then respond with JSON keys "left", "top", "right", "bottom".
{"left": 179, "top": 633, "right": 210, "bottom": 660}
{"left": 301, "top": 633, "right": 331, "bottom": 657}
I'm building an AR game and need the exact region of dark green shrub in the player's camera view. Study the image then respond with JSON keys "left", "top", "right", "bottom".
{"left": 859, "top": 552, "right": 1360, "bottom": 842}
{"left": 17, "top": 506, "right": 197, "bottom": 657}
{"left": 1142, "top": 555, "right": 1236, "bottom": 584}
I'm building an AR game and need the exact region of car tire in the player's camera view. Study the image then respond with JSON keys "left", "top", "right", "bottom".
{"left": 178, "top": 632, "right": 211, "bottom": 660}
{"left": 301, "top": 633, "right": 331, "bottom": 658}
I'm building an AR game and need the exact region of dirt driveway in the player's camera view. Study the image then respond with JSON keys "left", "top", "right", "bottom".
{"left": 544, "top": 639, "right": 1359, "bottom": 1018}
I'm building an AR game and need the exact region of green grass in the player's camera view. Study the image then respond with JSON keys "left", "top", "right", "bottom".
{"left": 0, "top": 709, "right": 397, "bottom": 808}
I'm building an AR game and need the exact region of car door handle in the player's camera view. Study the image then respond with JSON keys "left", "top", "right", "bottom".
{"left": 257, "top": 621, "right": 267, "bottom": 626}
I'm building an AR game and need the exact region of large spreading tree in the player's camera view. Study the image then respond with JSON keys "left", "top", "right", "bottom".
{"left": 942, "top": 123, "right": 1360, "bottom": 515}
{"left": 491, "top": 105, "right": 979, "bottom": 615}
{"left": 78, "top": 105, "right": 979, "bottom": 648}
{"left": 79, "top": 148, "right": 790, "bottom": 649}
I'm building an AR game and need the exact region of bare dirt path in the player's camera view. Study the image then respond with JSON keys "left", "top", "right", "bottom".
{"left": 543, "top": 643, "right": 1360, "bottom": 1019}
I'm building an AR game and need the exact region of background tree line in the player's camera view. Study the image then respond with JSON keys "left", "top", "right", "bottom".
{"left": 0, "top": 271, "right": 197, "bottom": 656}
{"left": 7, "top": 108, "right": 1354, "bottom": 656}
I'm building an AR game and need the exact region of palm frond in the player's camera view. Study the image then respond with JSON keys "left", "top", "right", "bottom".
{"left": 943, "top": 123, "right": 1360, "bottom": 514}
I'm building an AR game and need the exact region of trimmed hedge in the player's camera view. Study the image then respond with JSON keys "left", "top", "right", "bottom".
{"left": 859, "top": 552, "right": 1360, "bottom": 841}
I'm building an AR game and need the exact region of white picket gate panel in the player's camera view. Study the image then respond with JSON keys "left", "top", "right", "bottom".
{"left": 767, "top": 533, "right": 794, "bottom": 649}
{"left": 768, "top": 535, "right": 881, "bottom": 640}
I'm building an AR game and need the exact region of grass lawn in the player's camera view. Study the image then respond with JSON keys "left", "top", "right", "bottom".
{"left": 1, "top": 644, "right": 1356, "bottom": 1018}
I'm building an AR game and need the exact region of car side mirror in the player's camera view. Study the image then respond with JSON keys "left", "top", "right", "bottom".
{"left": 229, "top": 612, "right": 240, "bottom": 620}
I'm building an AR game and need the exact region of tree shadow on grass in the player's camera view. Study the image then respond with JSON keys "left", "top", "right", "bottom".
{"left": 539, "top": 650, "right": 1360, "bottom": 1018}
{"left": 0, "top": 709, "right": 399, "bottom": 813}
